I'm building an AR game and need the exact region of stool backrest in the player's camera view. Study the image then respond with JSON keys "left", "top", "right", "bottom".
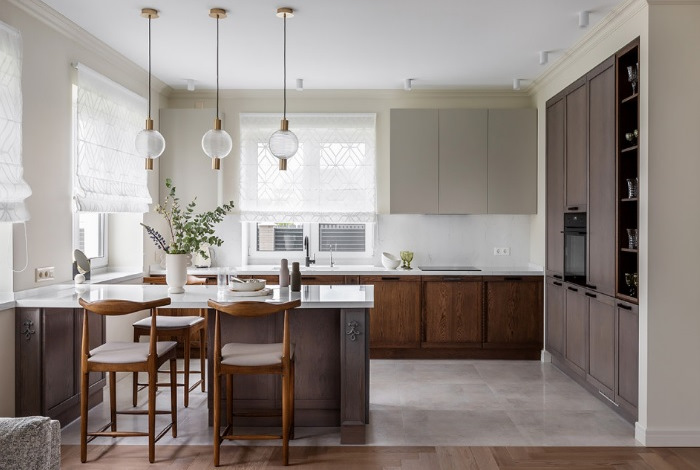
{"left": 207, "top": 299, "right": 301, "bottom": 364}
{"left": 78, "top": 297, "right": 171, "bottom": 366}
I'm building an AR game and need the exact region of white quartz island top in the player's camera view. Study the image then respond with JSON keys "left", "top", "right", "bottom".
{"left": 14, "top": 284, "right": 374, "bottom": 310}
{"left": 149, "top": 265, "right": 544, "bottom": 277}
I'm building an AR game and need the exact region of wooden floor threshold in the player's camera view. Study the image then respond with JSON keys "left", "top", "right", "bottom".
{"left": 61, "top": 445, "right": 700, "bottom": 469}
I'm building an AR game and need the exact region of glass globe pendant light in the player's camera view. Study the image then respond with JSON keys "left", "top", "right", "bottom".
{"left": 269, "top": 7, "right": 297, "bottom": 171}
{"left": 135, "top": 8, "right": 165, "bottom": 170}
{"left": 202, "top": 8, "right": 233, "bottom": 170}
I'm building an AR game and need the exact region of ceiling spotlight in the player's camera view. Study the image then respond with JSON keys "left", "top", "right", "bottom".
{"left": 404, "top": 78, "right": 413, "bottom": 91}
{"left": 578, "top": 10, "right": 590, "bottom": 28}
{"left": 539, "top": 50, "right": 549, "bottom": 65}
{"left": 296, "top": 78, "right": 304, "bottom": 91}
{"left": 186, "top": 79, "right": 195, "bottom": 91}
{"left": 513, "top": 79, "right": 521, "bottom": 91}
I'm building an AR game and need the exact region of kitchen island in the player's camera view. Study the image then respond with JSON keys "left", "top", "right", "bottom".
{"left": 14, "top": 283, "right": 373, "bottom": 444}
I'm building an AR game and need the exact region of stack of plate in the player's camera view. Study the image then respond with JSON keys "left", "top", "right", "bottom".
{"left": 229, "top": 278, "right": 271, "bottom": 297}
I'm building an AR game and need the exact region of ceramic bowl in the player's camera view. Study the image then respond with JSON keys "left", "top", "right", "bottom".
{"left": 381, "top": 252, "right": 401, "bottom": 270}
{"left": 229, "top": 278, "right": 266, "bottom": 292}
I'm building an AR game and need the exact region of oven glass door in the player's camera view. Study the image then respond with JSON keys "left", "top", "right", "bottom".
{"left": 564, "top": 230, "right": 586, "bottom": 283}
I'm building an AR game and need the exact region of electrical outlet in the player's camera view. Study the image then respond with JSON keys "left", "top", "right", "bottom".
{"left": 35, "top": 266, "right": 55, "bottom": 282}
{"left": 493, "top": 247, "right": 511, "bottom": 256}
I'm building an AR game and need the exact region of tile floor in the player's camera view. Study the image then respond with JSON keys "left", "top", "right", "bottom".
{"left": 61, "top": 359, "right": 638, "bottom": 447}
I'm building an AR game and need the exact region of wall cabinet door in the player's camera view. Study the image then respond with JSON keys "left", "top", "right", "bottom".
{"left": 390, "top": 109, "right": 439, "bottom": 214}
{"left": 587, "top": 59, "right": 616, "bottom": 295}
{"left": 361, "top": 276, "right": 421, "bottom": 349}
{"left": 565, "top": 285, "right": 588, "bottom": 376}
{"left": 423, "top": 277, "right": 482, "bottom": 346}
{"left": 438, "top": 109, "right": 488, "bottom": 214}
{"left": 565, "top": 80, "right": 588, "bottom": 211}
{"left": 487, "top": 109, "right": 538, "bottom": 214}
{"left": 545, "top": 277, "right": 566, "bottom": 357}
{"left": 485, "top": 276, "right": 543, "bottom": 348}
{"left": 616, "top": 300, "right": 638, "bottom": 415}
{"left": 587, "top": 292, "right": 615, "bottom": 397}
{"left": 546, "top": 98, "right": 565, "bottom": 277}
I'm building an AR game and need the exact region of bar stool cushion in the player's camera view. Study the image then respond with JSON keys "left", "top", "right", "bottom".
{"left": 221, "top": 342, "right": 295, "bottom": 367}
{"left": 133, "top": 316, "right": 205, "bottom": 330}
{"left": 89, "top": 341, "right": 177, "bottom": 364}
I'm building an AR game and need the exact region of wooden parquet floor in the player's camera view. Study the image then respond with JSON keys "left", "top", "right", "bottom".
{"left": 61, "top": 445, "right": 700, "bottom": 469}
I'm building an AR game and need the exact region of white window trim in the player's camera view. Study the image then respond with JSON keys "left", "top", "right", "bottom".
{"left": 72, "top": 213, "right": 108, "bottom": 269}
{"left": 244, "top": 222, "right": 374, "bottom": 265}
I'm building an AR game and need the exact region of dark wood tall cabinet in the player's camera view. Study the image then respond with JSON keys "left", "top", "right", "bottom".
{"left": 545, "top": 38, "right": 640, "bottom": 422}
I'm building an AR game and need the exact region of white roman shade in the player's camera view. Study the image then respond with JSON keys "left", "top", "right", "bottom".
{"left": 240, "top": 113, "right": 376, "bottom": 223}
{"left": 73, "top": 64, "right": 152, "bottom": 213}
{"left": 0, "top": 22, "right": 31, "bottom": 222}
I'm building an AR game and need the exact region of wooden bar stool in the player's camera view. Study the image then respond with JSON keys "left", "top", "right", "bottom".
{"left": 207, "top": 299, "right": 301, "bottom": 467}
{"left": 78, "top": 297, "right": 178, "bottom": 464}
{"left": 134, "top": 276, "right": 207, "bottom": 407}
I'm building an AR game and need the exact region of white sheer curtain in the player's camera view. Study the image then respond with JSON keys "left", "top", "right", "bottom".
{"left": 0, "top": 21, "right": 31, "bottom": 222}
{"left": 240, "top": 113, "right": 376, "bottom": 223}
{"left": 73, "top": 63, "right": 151, "bottom": 213}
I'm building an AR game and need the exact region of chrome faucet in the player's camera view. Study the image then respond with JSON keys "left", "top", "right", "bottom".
{"left": 329, "top": 244, "right": 335, "bottom": 267}
{"left": 304, "top": 236, "right": 315, "bottom": 267}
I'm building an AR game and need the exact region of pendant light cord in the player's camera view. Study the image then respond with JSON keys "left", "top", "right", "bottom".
{"left": 283, "top": 13, "right": 287, "bottom": 120}
{"left": 147, "top": 15, "right": 152, "bottom": 120}
{"left": 216, "top": 16, "right": 220, "bottom": 118}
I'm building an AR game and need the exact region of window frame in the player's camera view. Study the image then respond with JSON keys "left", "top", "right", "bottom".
{"left": 72, "top": 212, "right": 108, "bottom": 269}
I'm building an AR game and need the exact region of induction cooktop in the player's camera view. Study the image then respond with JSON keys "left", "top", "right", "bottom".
{"left": 418, "top": 266, "right": 481, "bottom": 271}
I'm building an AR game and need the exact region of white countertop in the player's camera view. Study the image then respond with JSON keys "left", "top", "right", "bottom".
{"left": 14, "top": 283, "right": 374, "bottom": 310}
{"left": 149, "top": 264, "right": 543, "bottom": 277}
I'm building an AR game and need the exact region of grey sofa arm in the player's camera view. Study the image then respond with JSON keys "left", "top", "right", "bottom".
{"left": 0, "top": 417, "right": 60, "bottom": 470}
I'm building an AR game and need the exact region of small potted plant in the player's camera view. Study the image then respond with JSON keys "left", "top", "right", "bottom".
{"left": 141, "top": 178, "right": 234, "bottom": 293}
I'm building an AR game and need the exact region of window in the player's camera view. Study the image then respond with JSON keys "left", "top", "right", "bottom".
{"left": 240, "top": 114, "right": 376, "bottom": 262}
{"left": 72, "top": 212, "right": 108, "bottom": 268}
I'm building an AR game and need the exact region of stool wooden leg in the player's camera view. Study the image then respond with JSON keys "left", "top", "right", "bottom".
{"left": 290, "top": 360, "right": 295, "bottom": 440}
{"left": 148, "top": 364, "right": 156, "bottom": 464}
{"left": 80, "top": 370, "right": 88, "bottom": 463}
{"left": 226, "top": 374, "right": 233, "bottom": 428}
{"left": 170, "top": 357, "right": 178, "bottom": 437}
{"left": 199, "top": 327, "right": 206, "bottom": 392}
{"left": 184, "top": 331, "right": 191, "bottom": 407}
{"left": 133, "top": 330, "right": 140, "bottom": 406}
{"left": 213, "top": 369, "right": 221, "bottom": 467}
{"left": 109, "top": 371, "right": 117, "bottom": 433}
{"left": 282, "top": 371, "right": 290, "bottom": 466}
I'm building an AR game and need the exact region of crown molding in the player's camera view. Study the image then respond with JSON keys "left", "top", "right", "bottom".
{"left": 529, "top": 0, "right": 647, "bottom": 96}
{"left": 6, "top": 0, "right": 172, "bottom": 96}
{"left": 647, "top": 0, "right": 700, "bottom": 4}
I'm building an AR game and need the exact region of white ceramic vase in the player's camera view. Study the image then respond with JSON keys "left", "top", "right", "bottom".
{"left": 165, "top": 253, "right": 189, "bottom": 294}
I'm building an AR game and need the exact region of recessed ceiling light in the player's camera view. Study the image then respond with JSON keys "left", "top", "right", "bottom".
{"left": 539, "top": 50, "right": 549, "bottom": 65}
{"left": 578, "top": 11, "right": 590, "bottom": 28}
{"left": 404, "top": 78, "right": 413, "bottom": 91}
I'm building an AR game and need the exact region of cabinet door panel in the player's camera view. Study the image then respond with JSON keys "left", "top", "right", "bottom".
{"left": 390, "top": 109, "right": 439, "bottom": 214}
{"left": 546, "top": 99, "right": 565, "bottom": 276}
{"left": 424, "top": 280, "right": 482, "bottom": 344}
{"left": 16, "top": 308, "right": 42, "bottom": 417}
{"left": 587, "top": 293, "right": 615, "bottom": 395}
{"left": 565, "top": 287, "right": 588, "bottom": 375}
{"left": 487, "top": 109, "right": 537, "bottom": 214}
{"left": 617, "top": 302, "right": 638, "bottom": 411}
{"left": 438, "top": 109, "right": 487, "bottom": 214}
{"left": 486, "top": 278, "right": 543, "bottom": 346}
{"left": 362, "top": 277, "right": 421, "bottom": 348}
{"left": 44, "top": 309, "right": 76, "bottom": 410}
{"left": 565, "top": 82, "right": 588, "bottom": 210}
{"left": 545, "top": 278, "right": 566, "bottom": 357}
{"left": 587, "top": 62, "right": 616, "bottom": 295}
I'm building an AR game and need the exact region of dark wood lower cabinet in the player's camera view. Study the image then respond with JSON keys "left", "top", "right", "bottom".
{"left": 484, "top": 277, "right": 543, "bottom": 352}
{"left": 545, "top": 277, "right": 566, "bottom": 357}
{"left": 565, "top": 285, "right": 588, "bottom": 376}
{"left": 616, "top": 300, "right": 639, "bottom": 416}
{"left": 16, "top": 308, "right": 106, "bottom": 426}
{"left": 587, "top": 292, "right": 615, "bottom": 398}
{"left": 423, "top": 277, "right": 482, "bottom": 348}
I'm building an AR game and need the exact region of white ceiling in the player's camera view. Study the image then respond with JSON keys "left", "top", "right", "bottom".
{"left": 40, "top": 0, "right": 625, "bottom": 91}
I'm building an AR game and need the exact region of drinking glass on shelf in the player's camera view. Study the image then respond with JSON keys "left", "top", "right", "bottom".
{"left": 400, "top": 251, "right": 414, "bottom": 270}
{"left": 625, "top": 273, "right": 636, "bottom": 297}
{"left": 627, "top": 64, "right": 638, "bottom": 94}
{"left": 626, "top": 228, "right": 638, "bottom": 249}
{"left": 626, "top": 177, "right": 639, "bottom": 198}
{"left": 633, "top": 273, "right": 639, "bottom": 291}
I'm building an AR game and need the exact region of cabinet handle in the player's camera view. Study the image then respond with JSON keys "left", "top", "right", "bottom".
{"left": 381, "top": 277, "right": 400, "bottom": 281}
{"left": 567, "top": 206, "right": 579, "bottom": 211}
{"left": 585, "top": 284, "right": 597, "bottom": 290}
{"left": 553, "top": 281, "right": 563, "bottom": 287}
{"left": 585, "top": 292, "right": 597, "bottom": 298}
{"left": 553, "top": 274, "right": 563, "bottom": 280}
{"left": 442, "top": 277, "right": 463, "bottom": 282}
{"left": 302, "top": 276, "right": 317, "bottom": 280}
{"left": 617, "top": 303, "right": 632, "bottom": 310}
{"left": 504, "top": 276, "right": 522, "bottom": 281}
{"left": 567, "top": 286, "right": 578, "bottom": 292}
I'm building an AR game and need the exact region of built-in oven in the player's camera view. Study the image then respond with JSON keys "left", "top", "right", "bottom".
{"left": 564, "top": 212, "right": 586, "bottom": 285}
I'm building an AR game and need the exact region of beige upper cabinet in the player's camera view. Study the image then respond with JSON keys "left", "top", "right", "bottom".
{"left": 487, "top": 109, "right": 537, "bottom": 214}
{"left": 390, "top": 108, "right": 537, "bottom": 214}
{"left": 439, "top": 109, "right": 488, "bottom": 214}
{"left": 389, "top": 109, "right": 439, "bottom": 214}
